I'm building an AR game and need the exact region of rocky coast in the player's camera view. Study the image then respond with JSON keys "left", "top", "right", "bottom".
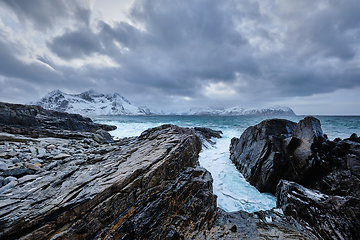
{"left": 0, "top": 102, "right": 359, "bottom": 239}
{"left": 230, "top": 116, "right": 360, "bottom": 240}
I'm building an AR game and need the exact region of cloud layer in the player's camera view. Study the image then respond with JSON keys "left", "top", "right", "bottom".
{"left": 0, "top": 0, "right": 359, "bottom": 114}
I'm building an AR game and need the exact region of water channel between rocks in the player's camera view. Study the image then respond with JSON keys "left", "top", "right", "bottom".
{"left": 94, "top": 115, "right": 282, "bottom": 212}
{"left": 94, "top": 115, "right": 360, "bottom": 213}
{"left": 198, "top": 132, "right": 276, "bottom": 212}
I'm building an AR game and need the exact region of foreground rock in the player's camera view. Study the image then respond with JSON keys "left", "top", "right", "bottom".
{"left": 230, "top": 116, "right": 360, "bottom": 240}
{"left": 0, "top": 124, "right": 216, "bottom": 239}
{"left": 3, "top": 103, "right": 356, "bottom": 239}
{"left": 308, "top": 135, "right": 360, "bottom": 198}
{"left": 1, "top": 121, "right": 323, "bottom": 239}
{"left": 192, "top": 207, "right": 321, "bottom": 239}
{"left": 0, "top": 102, "right": 116, "bottom": 142}
{"left": 277, "top": 180, "right": 360, "bottom": 240}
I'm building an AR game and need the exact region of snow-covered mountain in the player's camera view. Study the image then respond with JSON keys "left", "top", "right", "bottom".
{"left": 32, "top": 89, "right": 295, "bottom": 116}
{"left": 176, "top": 106, "right": 295, "bottom": 116}
{"left": 32, "top": 89, "right": 152, "bottom": 116}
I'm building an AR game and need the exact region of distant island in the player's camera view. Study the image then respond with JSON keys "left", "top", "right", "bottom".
{"left": 32, "top": 89, "right": 296, "bottom": 116}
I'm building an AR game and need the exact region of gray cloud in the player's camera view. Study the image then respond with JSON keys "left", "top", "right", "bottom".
{"left": 47, "top": 27, "right": 102, "bottom": 60}
{"left": 0, "top": 0, "right": 90, "bottom": 31}
{"left": 257, "top": 0, "right": 360, "bottom": 98}
{"left": 0, "top": 29, "right": 64, "bottom": 85}
{"left": 278, "top": 0, "right": 360, "bottom": 61}
{"left": 46, "top": 0, "right": 260, "bottom": 99}
{"left": 0, "top": 0, "right": 360, "bottom": 113}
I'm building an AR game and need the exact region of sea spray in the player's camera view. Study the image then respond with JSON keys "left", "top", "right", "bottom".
{"left": 93, "top": 115, "right": 360, "bottom": 212}
{"left": 198, "top": 129, "right": 276, "bottom": 212}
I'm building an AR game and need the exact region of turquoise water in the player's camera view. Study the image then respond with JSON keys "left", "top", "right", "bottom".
{"left": 93, "top": 115, "right": 360, "bottom": 212}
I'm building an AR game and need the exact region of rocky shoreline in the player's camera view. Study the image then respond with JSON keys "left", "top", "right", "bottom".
{"left": 0, "top": 102, "right": 359, "bottom": 239}
{"left": 230, "top": 116, "right": 360, "bottom": 240}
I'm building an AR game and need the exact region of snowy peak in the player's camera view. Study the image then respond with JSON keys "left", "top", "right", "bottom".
{"left": 33, "top": 90, "right": 152, "bottom": 116}
{"left": 180, "top": 107, "right": 224, "bottom": 116}
{"left": 33, "top": 90, "right": 295, "bottom": 116}
{"left": 37, "top": 89, "right": 69, "bottom": 112}
{"left": 176, "top": 106, "right": 295, "bottom": 116}
{"left": 241, "top": 106, "right": 295, "bottom": 116}
{"left": 76, "top": 89, "right": 103, "bottom": 102}
{"left": 48, "top": 89, "right": 64, "bottom": 96}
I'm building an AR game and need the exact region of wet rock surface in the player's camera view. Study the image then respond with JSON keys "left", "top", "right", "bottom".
{"left": 230, "top": 116, "right": 327, "bottom": 194}
{"left": 2, "top": 104, "right": 358, "bottom": 240}
{"left": 230, "top": 116, "right": 360, "bottom": 240}
{"left": 0, "top": 124, "right": 218, "bottom": 239}
{"left": 194, "top": 208, "right": 320, "bottom": 240}
{"left": 0, "top": 123, "right": 323, "bottom": 240}
{"left": 0, "top": 104, "right": 326, "bottom": 240}
{"left": 308, "top": 136, "right": 360, "bottom": 198}
{"left": 277, "top": 180, "right": 360, "bottom": 240}
{"left": 229, "top": 118, "right": 298, "bottom": 194}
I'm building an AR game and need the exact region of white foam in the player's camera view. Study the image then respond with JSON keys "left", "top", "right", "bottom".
{"left": 198, "top": 129, "right": 276, "bottom": 213}
{"left": 94, "top": 117, "right": 278, "bottom": 213}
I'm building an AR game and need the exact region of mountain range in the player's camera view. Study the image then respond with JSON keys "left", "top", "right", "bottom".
{"left": 177, "top": 106, "right": 295, "bottom": 116}
{"left": 32, "top": 89, "right": 151, "bottom": 116}
{"left": 32, "top": 90, "right": 296, "bottom": 116}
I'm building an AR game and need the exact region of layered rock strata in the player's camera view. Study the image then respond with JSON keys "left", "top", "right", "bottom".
{"left": 0, "top": 124, "right": 217, "bottom": 239}
{"left": 0, "top": 126, "right": 321, "bottom": 240}
{"left": 3, "top": 102, "right": 357, "bottom": 239}
{"left": 0, "top": 103, "right": 321, "bottom": 239}
{"left": 0, "top": 102, "right": 116, "bottom": 142}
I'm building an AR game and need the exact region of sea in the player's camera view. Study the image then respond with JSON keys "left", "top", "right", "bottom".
{"left": 93, "top": 115, "right": 360, "bottom": 213}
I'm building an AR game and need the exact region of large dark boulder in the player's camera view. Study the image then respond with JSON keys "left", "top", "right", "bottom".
{"left": 230, "top": 116, "right": 360, "bottom": 240}
{"left": 230, "top": 116, "right": 326, "bottom": 194}
{"left": 286, "top": 117, "right": 326, "bottom": 185}
{"left": 230, "top": 118, "right": 297, "bottom": 194}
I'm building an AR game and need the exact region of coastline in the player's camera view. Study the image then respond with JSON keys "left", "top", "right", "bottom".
{"left": 1, "top": 102, "right": 359, "bottom": 239}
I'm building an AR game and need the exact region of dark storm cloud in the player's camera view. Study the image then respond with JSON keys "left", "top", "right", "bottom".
{"left": 0, "top": 29, "right": 64, "bottom": 84}
{"left": 129, "top": 0, "right": 247, "bottom": 48}
{"left": 1, "top": 0, "right": 90, "bottom": 31}
{"left": 47, "top": 27, "right": 102, "bottom": 60}
{"left": 279, "top": 0, "right": 360, "bottom": 61}
{"left": 259, "top": 0, "right": 360, "bottom": 98}
{"left": 46, "top": 0, "right": 261, "bottom": 98}
{"left": 1, "top": 0, "right": 360, "bottom": 111}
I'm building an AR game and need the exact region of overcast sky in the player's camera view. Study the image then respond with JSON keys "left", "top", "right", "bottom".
{"left": 0, "top": 0, "right": 359, "bottom": 115}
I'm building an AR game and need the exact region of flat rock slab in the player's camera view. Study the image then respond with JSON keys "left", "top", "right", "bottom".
{"left": 0, "top": 124, "right": 216, "bottom": 240}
